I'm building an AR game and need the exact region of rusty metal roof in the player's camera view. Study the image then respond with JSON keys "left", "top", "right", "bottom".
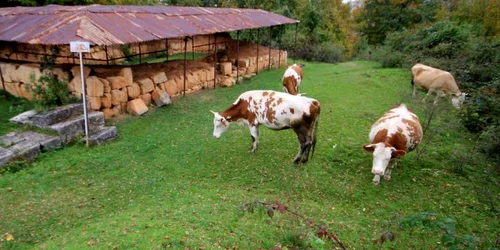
{"left": 0, "top": 5, "right": 299, "bottom": 46}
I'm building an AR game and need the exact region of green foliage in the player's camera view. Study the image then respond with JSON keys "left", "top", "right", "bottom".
{"left": 31, "top": 74, "right": 75, "bottom": 110}
{"left": 400, "top": 211, "right": 480, "bottom": 249}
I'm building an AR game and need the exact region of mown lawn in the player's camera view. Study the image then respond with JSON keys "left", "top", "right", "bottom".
{"left": 0, "top": 61, "right": 498, "bottom": 249}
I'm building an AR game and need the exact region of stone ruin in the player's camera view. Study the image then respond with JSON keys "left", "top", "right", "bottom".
{"left": 0, "top": 36, "right": 287, "bottom": 120}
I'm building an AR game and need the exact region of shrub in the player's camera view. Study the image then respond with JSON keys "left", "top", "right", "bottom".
{"left": 32, "top": 74, "right": 76, "bottom": 110}
{"left": 294, "top": 41, "right": 344, "bottom": 63}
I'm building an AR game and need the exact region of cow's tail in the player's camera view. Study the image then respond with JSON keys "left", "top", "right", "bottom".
{"left": 310, "top": 105, "right": 320, "bottom": 160}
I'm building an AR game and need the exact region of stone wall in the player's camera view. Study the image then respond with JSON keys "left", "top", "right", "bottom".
{"left": 0, "top": 34, "right": 233, "bottom": 65}
{"left": 0, "top": 41, "right": 287, "bottom": 119}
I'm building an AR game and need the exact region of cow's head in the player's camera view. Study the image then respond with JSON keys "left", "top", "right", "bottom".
{"left": 451, "top": 92, "right": 467, "bottom": 109}
{"left": 363, "top": 143, "right": 406, "bottom": 177}
{"left": 211, "top": 110, "right": 230, "bottom": 138}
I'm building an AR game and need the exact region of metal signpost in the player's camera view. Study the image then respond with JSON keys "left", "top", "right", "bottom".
{"left": 70, "top": 41, "right": 90, "bottom": 147}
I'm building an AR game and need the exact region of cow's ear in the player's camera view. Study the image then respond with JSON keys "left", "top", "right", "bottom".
{"left": 363, "top": 144, "right": 376, "bottom": 152}
{"left": 391, "top": 149, "right": 406, "bottom": 158}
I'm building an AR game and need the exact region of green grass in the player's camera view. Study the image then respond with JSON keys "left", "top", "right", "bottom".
{"left": 0, "top": 91, "right": 32, "bottom": 135}
{"left": 0, "top": 61, "right": 498, "bottom": 249}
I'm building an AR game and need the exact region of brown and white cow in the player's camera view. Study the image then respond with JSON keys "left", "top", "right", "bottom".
{"left": 411, "top": 63, "right": 467, "bottom": 109}
{"left": 211, "top": 90, "right": 320, "bottom": 163}
{"left": 282, "top": 64, "right": 304, "bottom": 95}
{"left": 363, "top": 104, "right": 423, "bottom": 184}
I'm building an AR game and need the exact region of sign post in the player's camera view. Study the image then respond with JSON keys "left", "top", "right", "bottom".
{"left": 70, "top": 41, "right": 90, "bottom": 147}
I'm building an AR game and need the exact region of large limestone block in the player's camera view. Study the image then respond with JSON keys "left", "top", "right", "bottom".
{"left": 139, "top": 94, "right": 152, "bottom": 106}
{"left": 127, "top": 83, "right": 141, "bottom": 99}
{"left": 0, "top": 62, "right": 17, "bottom": 82}
{"left": 4, "top": 82, "right": 19, "bottom": 97}
{"left": 111, "top": 89, "right": 127, "bottom": 106}
{"left": 126, "top": 99, "right": 149, "bottom": 116}
{"left": 151, "top": 72, "right": 167, "bottom": 84}
{"left": 186, "top": 73, "right": 199, "bottom": 89}
{"left": 103, "top": 108, "right": 120, "bottom": 119}
{"left": 164, "top": 79, "right": 177, "bottom": 96}
{"left": 70, "top": 76, "right": 83, "bottom": 94}
{"left": 87, "top": 96, "right": 101, "bottom": 111}
{"left": 137, "top": 78, "right": 154, "bottom": 94}
{"left": 220, "top": 62, "right": 232, "bottom": 76}
{"left": 18, "top": 83, "right": 34, "bottom": 100}
{"left": 220, "top": 77, "right": 235, "bottom": 87}
{"left": 151, "top": 89, "right": 171, "bottom": 107}
{"left": 86, "top": 76, "right": 104, "bottom": 97}
{"left": 107, "top": 76, "right": 130, "bottom": 90}
{"left": 206, "top": 67, "right": 215, "bottom": 81}
{"left": 98, "top": 78, "right": 110, "bottom": 93}
{"left": 238, "top": 58, "right": 249, "bottom": 68}
{"left": 119, "top": 67, "right": 133, "bottom": 86}
{"left": 12, "top": 64, "right": 42, "bottom": 84}
{"left": 71, "top": 65, "right": 91, "bottom": 79}
{"left": 101, "top": 93, "right": 112, "bottom": 108}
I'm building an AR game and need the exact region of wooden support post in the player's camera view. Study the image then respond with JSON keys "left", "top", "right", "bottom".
{"left": 256, "top": 29, "right": 259, "bottom": 74}
{"left": 192, "top": 36, "right": 195, "bottom": 60}
{"left": 105, "top": 45, "right": 109, "bottom": 66}
{"left": 183, "top": 37, "right": 188, "bottom": 97}
{"left": 268, "top": 26, "right": 272, "bottom": 70}
{"left": 236, "top": 30, "right": 240, "bottom": 84}
{"left": 166, "top": 38, "right": 169, "bottom": 61}
{"left": 138, "top": 42, "right": 142, "bottom": 64}
{"left": 278, "top": 25, "right": 282, "bottom": 68}
{"left": 213, "top": 34, "right": 217, "bottom": 89}
{"left": 0, "top": 65, "right": 7, "bottom": 100}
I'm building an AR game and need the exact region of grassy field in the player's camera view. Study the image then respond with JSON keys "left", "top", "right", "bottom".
{"left": 0, "top": 61, "right": 498, "bottom": 249}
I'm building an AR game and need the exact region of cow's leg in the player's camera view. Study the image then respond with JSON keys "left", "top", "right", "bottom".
{"left": 373, "top": 175, "right": 381, "bottom": 185}
{"left": 300, "top": 126, "right": 314, "bottom": 163}
{"left": 384, "top": 159, "right": 398, "bottom": 181}
{"left": 412, "top": 84, "right": 417, "bottom": 98}
{"left": 249, "top": 125, "right": 259, "bottom": 153}
{"left": 292, "top": 126, "right": 308, "bottom": 163}
{"left": 423, "top": 89, "right": 435, "bottom": 103}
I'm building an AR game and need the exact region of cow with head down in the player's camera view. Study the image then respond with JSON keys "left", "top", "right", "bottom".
{"left": 282, "top": 64, "right": 304, "bottom": 95}
{"left": 363, "top": 104, "right": 423, "bottom": 185}
{"left": 211, "top": 90, "right": 320, "bottom": 163}
{"left": 411, "top": 63, "right": 467, "bottom": 109}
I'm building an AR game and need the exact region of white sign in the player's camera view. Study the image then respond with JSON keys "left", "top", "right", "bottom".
{"left": 70, "top": 41, "right": 90, "bottom": 53}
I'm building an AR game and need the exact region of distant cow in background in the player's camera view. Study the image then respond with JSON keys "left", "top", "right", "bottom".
{"left": 411, "top": 63, "right": 467, "bottom": 109}
{"left": 282, "top": 64, "right": 304, "bottom": 95}
{"left": 363, "top": 104, "right": 423, "bottom": 185}
{"left": 211, "top": 90, "right": 320, "bottom": 163}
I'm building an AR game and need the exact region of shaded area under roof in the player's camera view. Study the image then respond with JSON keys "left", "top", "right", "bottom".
{"left": 0, "top": 5, "right": 299, "bottom": 46}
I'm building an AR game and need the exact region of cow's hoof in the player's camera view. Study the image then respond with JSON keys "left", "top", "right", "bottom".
{"left": 373, "top": 180, "right": 380, "bottom": 185}
{"left": 292, "top": 158, "right": 300, "bottom": 164}
{"left": 384, "top": 175, "right": 391, "bottom": 181}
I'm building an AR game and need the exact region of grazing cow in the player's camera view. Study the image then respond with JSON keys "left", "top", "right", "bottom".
{"left": 282, "top": 64, "right": 304, "bottom": 95}
{"left": 411, "top": 63, "right": 467, "bottom": 109}
{"left": 363, "top": 104, "right": 423, "bottom": 184}
{"left": 211, "top": 90, "right": 320, "bottom": 163}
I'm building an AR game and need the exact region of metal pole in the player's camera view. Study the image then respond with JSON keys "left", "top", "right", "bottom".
{"left": 256, "top": 29, "right": 259, "bottom": 74}
{"left": 0, "top": 65, "right": 7, "bottom": 101}
{"left": 294, "top": 22, "right": 298, "bottom": 64}
{"left": 268, "top": 26, "right": 272, "bottom": 70}
{"left": 192, "top": 36, "right": 195, "bottom": 60}
{"left": 183, "top": 37, "right": 188, "bottom": 97}
{"left": 166, "top": 38, "right": 169, "bottom": 61}
{"left": 236, "top": 30, "right": 240, "bottom": 84}
{"left": 79, "top": 52, "right": 89, "bottom": 147}
{"left": 138, "top": 42, "right": 142, "bottom": 64}
{"left": 213, "top": 34, "right": 217, "bottom": 89}
{"left": 105, "top": 45, "right": 109, "bottom": 66}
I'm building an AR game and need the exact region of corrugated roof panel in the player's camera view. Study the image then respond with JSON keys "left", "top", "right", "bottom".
{"left": 0, "top": 5, "right": 299, "bottom": 45}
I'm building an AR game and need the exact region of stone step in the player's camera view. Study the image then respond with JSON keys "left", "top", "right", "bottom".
{"left": 9, "top": 110, "right": 38, "bottom": 126}
{"left": 47, "top": 112, "right": 105, "bottom": 143}
{"left": 30, "top": 103, "right": 85, "bottom": 127}
{"left": 0, "top": 131, "right": 62, "bottom": 166}
{"left": 0, "top": 146, "right": 14, "bottom": 166}
{"left": 82, "top": 126, "right": 118, "bottom": 146}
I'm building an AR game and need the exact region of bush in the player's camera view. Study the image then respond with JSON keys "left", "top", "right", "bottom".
{"left": 32, "top": 74, "right": 76, "bottom": 110}
{"left": 294, "top": 41, "right": 344, "bottom": 63}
